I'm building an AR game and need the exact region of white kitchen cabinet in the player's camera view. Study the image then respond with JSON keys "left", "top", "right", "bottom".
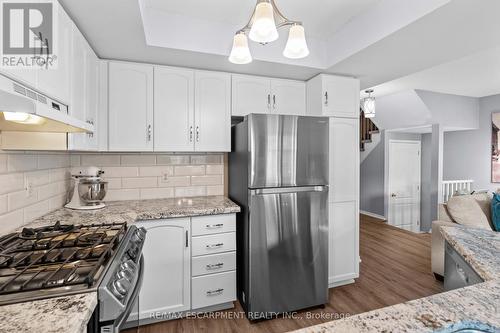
{"left": 307, "top": 74, "right": 360, "bottom": 118}
{"left": 97, "top": 61, "right": 109, "bottom": 151}
{"left": 136, "top": 214, "right": 236, "bottom": 324}
{"left": 328, "top": 201, "right": 359, "bottom": 285}
{"left": 271, "top": 79, "right": 306, "bottom": 115}
{"left": 194, "top": 71, "right": 231, "bottom": 152}
{"left": 136, "top": 218, "right": 191, "bottom": 319}
{"left": 328, "top": 117, "right": 360, "bottom": 287}
{"left": 108, "top": 62, "right": 154, "bottom": 151}
{"left": 68, "top": 32, "right": 99, "bottom": 151}
{"left": 231, "top": 74, "right": 306, "bottom": 116}
{"left": 231, "top": 75, "right": 271, "bottom": 116}
{"left": 36, "top": 2, "right": 72, "bottom": 104}
{"left": 154, "top": 66, "right": 194, "bottom": 151}
{"left": 329, "top": 117, "right": 359, "bottom": 202}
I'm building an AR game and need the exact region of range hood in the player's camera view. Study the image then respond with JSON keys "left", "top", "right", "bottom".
{"left": 0, "top": 74, "right": 93, "bottom": 133}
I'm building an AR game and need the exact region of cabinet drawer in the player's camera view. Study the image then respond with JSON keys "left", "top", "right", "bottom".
{"left": 192, "top": 252, "right": 236, "bottom": 277}
{"left": 192, "top": 233, "right": 236, "bottom": 256}
{"left": 191, "top": 214, "right": 236, "bottom": 236}
{"left": 192, "top": 271, "right": 236, "bottom": 309}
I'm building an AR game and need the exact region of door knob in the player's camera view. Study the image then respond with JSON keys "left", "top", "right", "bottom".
{"left": 391, "top": 193, "right": 397, "bottom": 197}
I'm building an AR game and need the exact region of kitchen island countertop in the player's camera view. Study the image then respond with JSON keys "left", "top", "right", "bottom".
{"left": 291, "top": 226, "right": 500, "bottom": 333}
{"left": 0, "top": 196, "right": 240, "bottom": 333}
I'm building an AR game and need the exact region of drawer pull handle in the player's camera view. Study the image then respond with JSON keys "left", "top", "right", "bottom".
{"left": 206, "top": 224, "right": 224, "bottom": 229}
{"left": 206, "top": 288, "right": 224, "bottom": 296}
{"left": 206, "top": 243, "right": 223, "bottom": 249}
{"left": 206, "top": 263, "right": 224, "bottom": 270}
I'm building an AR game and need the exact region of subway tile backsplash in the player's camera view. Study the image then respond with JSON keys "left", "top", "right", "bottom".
{"left": 73, "top": 153, "right": 225, "bottom": 202}
{"left": 0, "top": 151, "right": 71, "bottom": 235}
{"left": 0, "top": 151, "right": 226, "bottom": 234}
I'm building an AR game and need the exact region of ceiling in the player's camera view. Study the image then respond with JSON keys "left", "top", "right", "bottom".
{"left": 59, "top": 0, "right": 500, "bottom": 98}
{"left": 142, "top": 0, "right": 381, "bottom": 40}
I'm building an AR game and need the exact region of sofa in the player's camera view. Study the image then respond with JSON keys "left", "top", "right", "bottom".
{"left": 431, "top": 193, "right": 494, "bottom": 278}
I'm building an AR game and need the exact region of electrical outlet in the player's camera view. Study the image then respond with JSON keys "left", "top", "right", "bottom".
{"left": 161, "top": 173, "right": 169, "bottom": 182}
{"left": 26, "top": 181, "right": 34, "bottom": 198}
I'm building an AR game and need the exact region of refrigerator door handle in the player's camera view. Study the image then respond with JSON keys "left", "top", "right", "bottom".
{"left": 250, "top": 186, "right": 328, "bottom": 195}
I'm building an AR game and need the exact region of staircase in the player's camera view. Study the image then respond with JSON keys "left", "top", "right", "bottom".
{"left": 360, "top": 110, "right": 380, "bottom": 162}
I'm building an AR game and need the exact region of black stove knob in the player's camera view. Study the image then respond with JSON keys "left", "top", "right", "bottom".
{"left": 111, "top": 278, "right": 131, "bottom": 298}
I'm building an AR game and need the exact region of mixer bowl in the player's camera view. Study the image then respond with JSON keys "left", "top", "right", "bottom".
{"left": 78, "top": 180, "right": 108, "bottom": 204}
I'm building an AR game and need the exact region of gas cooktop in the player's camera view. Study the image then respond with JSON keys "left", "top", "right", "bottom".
{"left": 0, "top": 221, "right": 128, "bottom": 305}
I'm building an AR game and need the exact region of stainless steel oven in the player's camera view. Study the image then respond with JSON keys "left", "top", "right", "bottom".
{"left": 97, "top": 226, "right": 146, "bottom": 333}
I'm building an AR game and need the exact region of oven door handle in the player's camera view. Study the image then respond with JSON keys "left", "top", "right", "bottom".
{"left": 116, "top": 255, "right": 144, "bottom": 331}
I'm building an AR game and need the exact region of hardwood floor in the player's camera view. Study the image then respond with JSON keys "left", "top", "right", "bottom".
{"left": 131, "top": 215, "right": 443, "bottom": 333}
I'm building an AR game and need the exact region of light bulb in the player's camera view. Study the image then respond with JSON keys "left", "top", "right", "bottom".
{"left": 3, "top": 112, "right": 45, "bottom": 124}
{"left": 283, "top": 24, "right": 309, "bottom": 59}
{"left": 249, "top": 2, "right": 278, "bottom": 43}
{"left": 229, "top": 32, "right": 252, "bottom": 64}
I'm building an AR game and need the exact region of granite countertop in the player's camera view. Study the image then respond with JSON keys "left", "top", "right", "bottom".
{"left": 0, "top": 195, "right": 240, "bottom": 333}
{"left": 292, "top": 226, "right": 500, "bottom": 333}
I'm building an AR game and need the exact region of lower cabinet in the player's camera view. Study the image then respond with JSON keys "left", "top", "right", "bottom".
{"left": 136, "top": 214, "right": 236, "bottom": 324}
{"left": 135, "top": 218, "right": 191, "bottom": 319}
{"left": 328, "top": 201, "right": 359, "bottom": 286}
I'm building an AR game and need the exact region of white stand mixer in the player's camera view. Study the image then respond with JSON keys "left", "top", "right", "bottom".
{"left": 65, "top": 166, "right": 108, "bottom": 210}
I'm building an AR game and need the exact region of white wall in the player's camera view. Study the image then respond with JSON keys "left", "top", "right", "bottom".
{"left": 443, "top": 94, "right": 500, "bottom": 191}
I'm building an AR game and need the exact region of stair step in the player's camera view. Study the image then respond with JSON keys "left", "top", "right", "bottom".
{"left": 361, "top": 139, "right": 372, "bottom": 143}
{"left": 360, "top": 147, "right": 365, "bottom": 152}
{"left": 369, "top": 130, "right": 379, "bottom": 134}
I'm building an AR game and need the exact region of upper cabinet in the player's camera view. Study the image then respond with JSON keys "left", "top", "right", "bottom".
{"left": 232, "top": 75, "right": 271, "bottom": 116}
{"left": 231, "top": 74, "right": 306, "bottom": 116}
{"left": 68, "top": 27, "right": 100, "bottom": 151}
{"left": 307, "top": 74, "right": 360, "bottom": 118}
{"left": 270, "top": 79, "right": 306, "bottom": 115}
{"left": 194, "top": 71, "right": 231, "bottom": 152}
{"left": 108, "top": 62, "right": 154, "bottom": 151}
{"left": 154, "top": 66, "right": 194, "bottom": 152}
{"left": 37, "top": 3, "right": 72, "bottom": 104}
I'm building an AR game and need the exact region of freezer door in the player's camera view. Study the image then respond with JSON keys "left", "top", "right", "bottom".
{"left": 247, "top": 186, "right": 328, "bottom": 318}
{"left": 248, "top": 114, "right": 329, "bottom": 188}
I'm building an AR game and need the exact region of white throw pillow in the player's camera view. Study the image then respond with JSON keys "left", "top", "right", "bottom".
{"left": 447, "top": 195, "right": 492, "bottom": 230}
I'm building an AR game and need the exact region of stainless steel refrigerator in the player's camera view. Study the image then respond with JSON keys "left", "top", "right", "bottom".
{"left": 229, "top": 114, "right": 329, "bottom": 320}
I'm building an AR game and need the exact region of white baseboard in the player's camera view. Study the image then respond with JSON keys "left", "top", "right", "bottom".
{"left": 360, "top": 210, "right": 386, "bottom": 221}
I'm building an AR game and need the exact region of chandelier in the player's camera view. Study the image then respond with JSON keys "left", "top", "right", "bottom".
{"left": 229, "top": 0, "right": 309, "bottom": 64}
{"left": 362, "top": 90, "right": 376, "bottom": 118}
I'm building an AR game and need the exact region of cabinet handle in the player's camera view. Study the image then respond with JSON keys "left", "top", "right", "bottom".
{"left": 206, "top": 243, "right": 223, "bottom": 249}
{"left": 189, "top": 126, "right": 193, "bottom": 142}
{"left": 196, "top": 126, "right": 200, "bottom": 142}
{"left": 147, "top": 124, "right": 152, "bottom": 141}
{"left": 206, "top": 263, "right": 224, "bottom": 270}
{"left": 185, "top": 230, "right": 188, "bottom": 248}
{"left": 206, "top": 288, "right": 224, "bottom": 296}
{"left": 205, "top": 223, "right": 224, "bottom": 229}
{"left": 273, "top": 94, "right": 276, "bottom": 109}
{"left": 267, "top": 94, "right": 271, "bottom": 109}
{"left": 324, "top": 91, "right": 329, "bottom": 106}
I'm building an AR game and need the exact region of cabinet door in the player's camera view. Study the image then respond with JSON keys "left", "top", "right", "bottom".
{"left": 231, "top": 75, "right": 271, "bottom": 116}
{"left": 270, "top": 79, "right": 306, "bottom": 115}
{"left": 323, "top": 76, "right": 360, "bottom": 118}
{"left": 328, "top": 201, "right": 359, "bottom": 284}
{"left": 329, "top": 117, "right": 359, "bottom": 203}
{"left": 108, "top": 62, "right": 154, "bottom": 151}
{"left": 136, "top": 219, "right": 191, "bottom": 319}
{"left": 194, "top": 71, "right": 231, "bottom": 152}
{"left": 37, "top": 3, "right": 72, "bottom": 104}
{"left": 68, "top": 39, "right": 99, "bottom": 151}
{"left": 70, "top": 25, "right": 86, "bottom": 122}
{"left": 154, "top": 66, "right": 194, "bottom": 151}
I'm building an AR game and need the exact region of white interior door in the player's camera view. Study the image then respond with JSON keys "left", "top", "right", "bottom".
{"left": 388, "top": 140, "right": 421, "bottom": 232}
